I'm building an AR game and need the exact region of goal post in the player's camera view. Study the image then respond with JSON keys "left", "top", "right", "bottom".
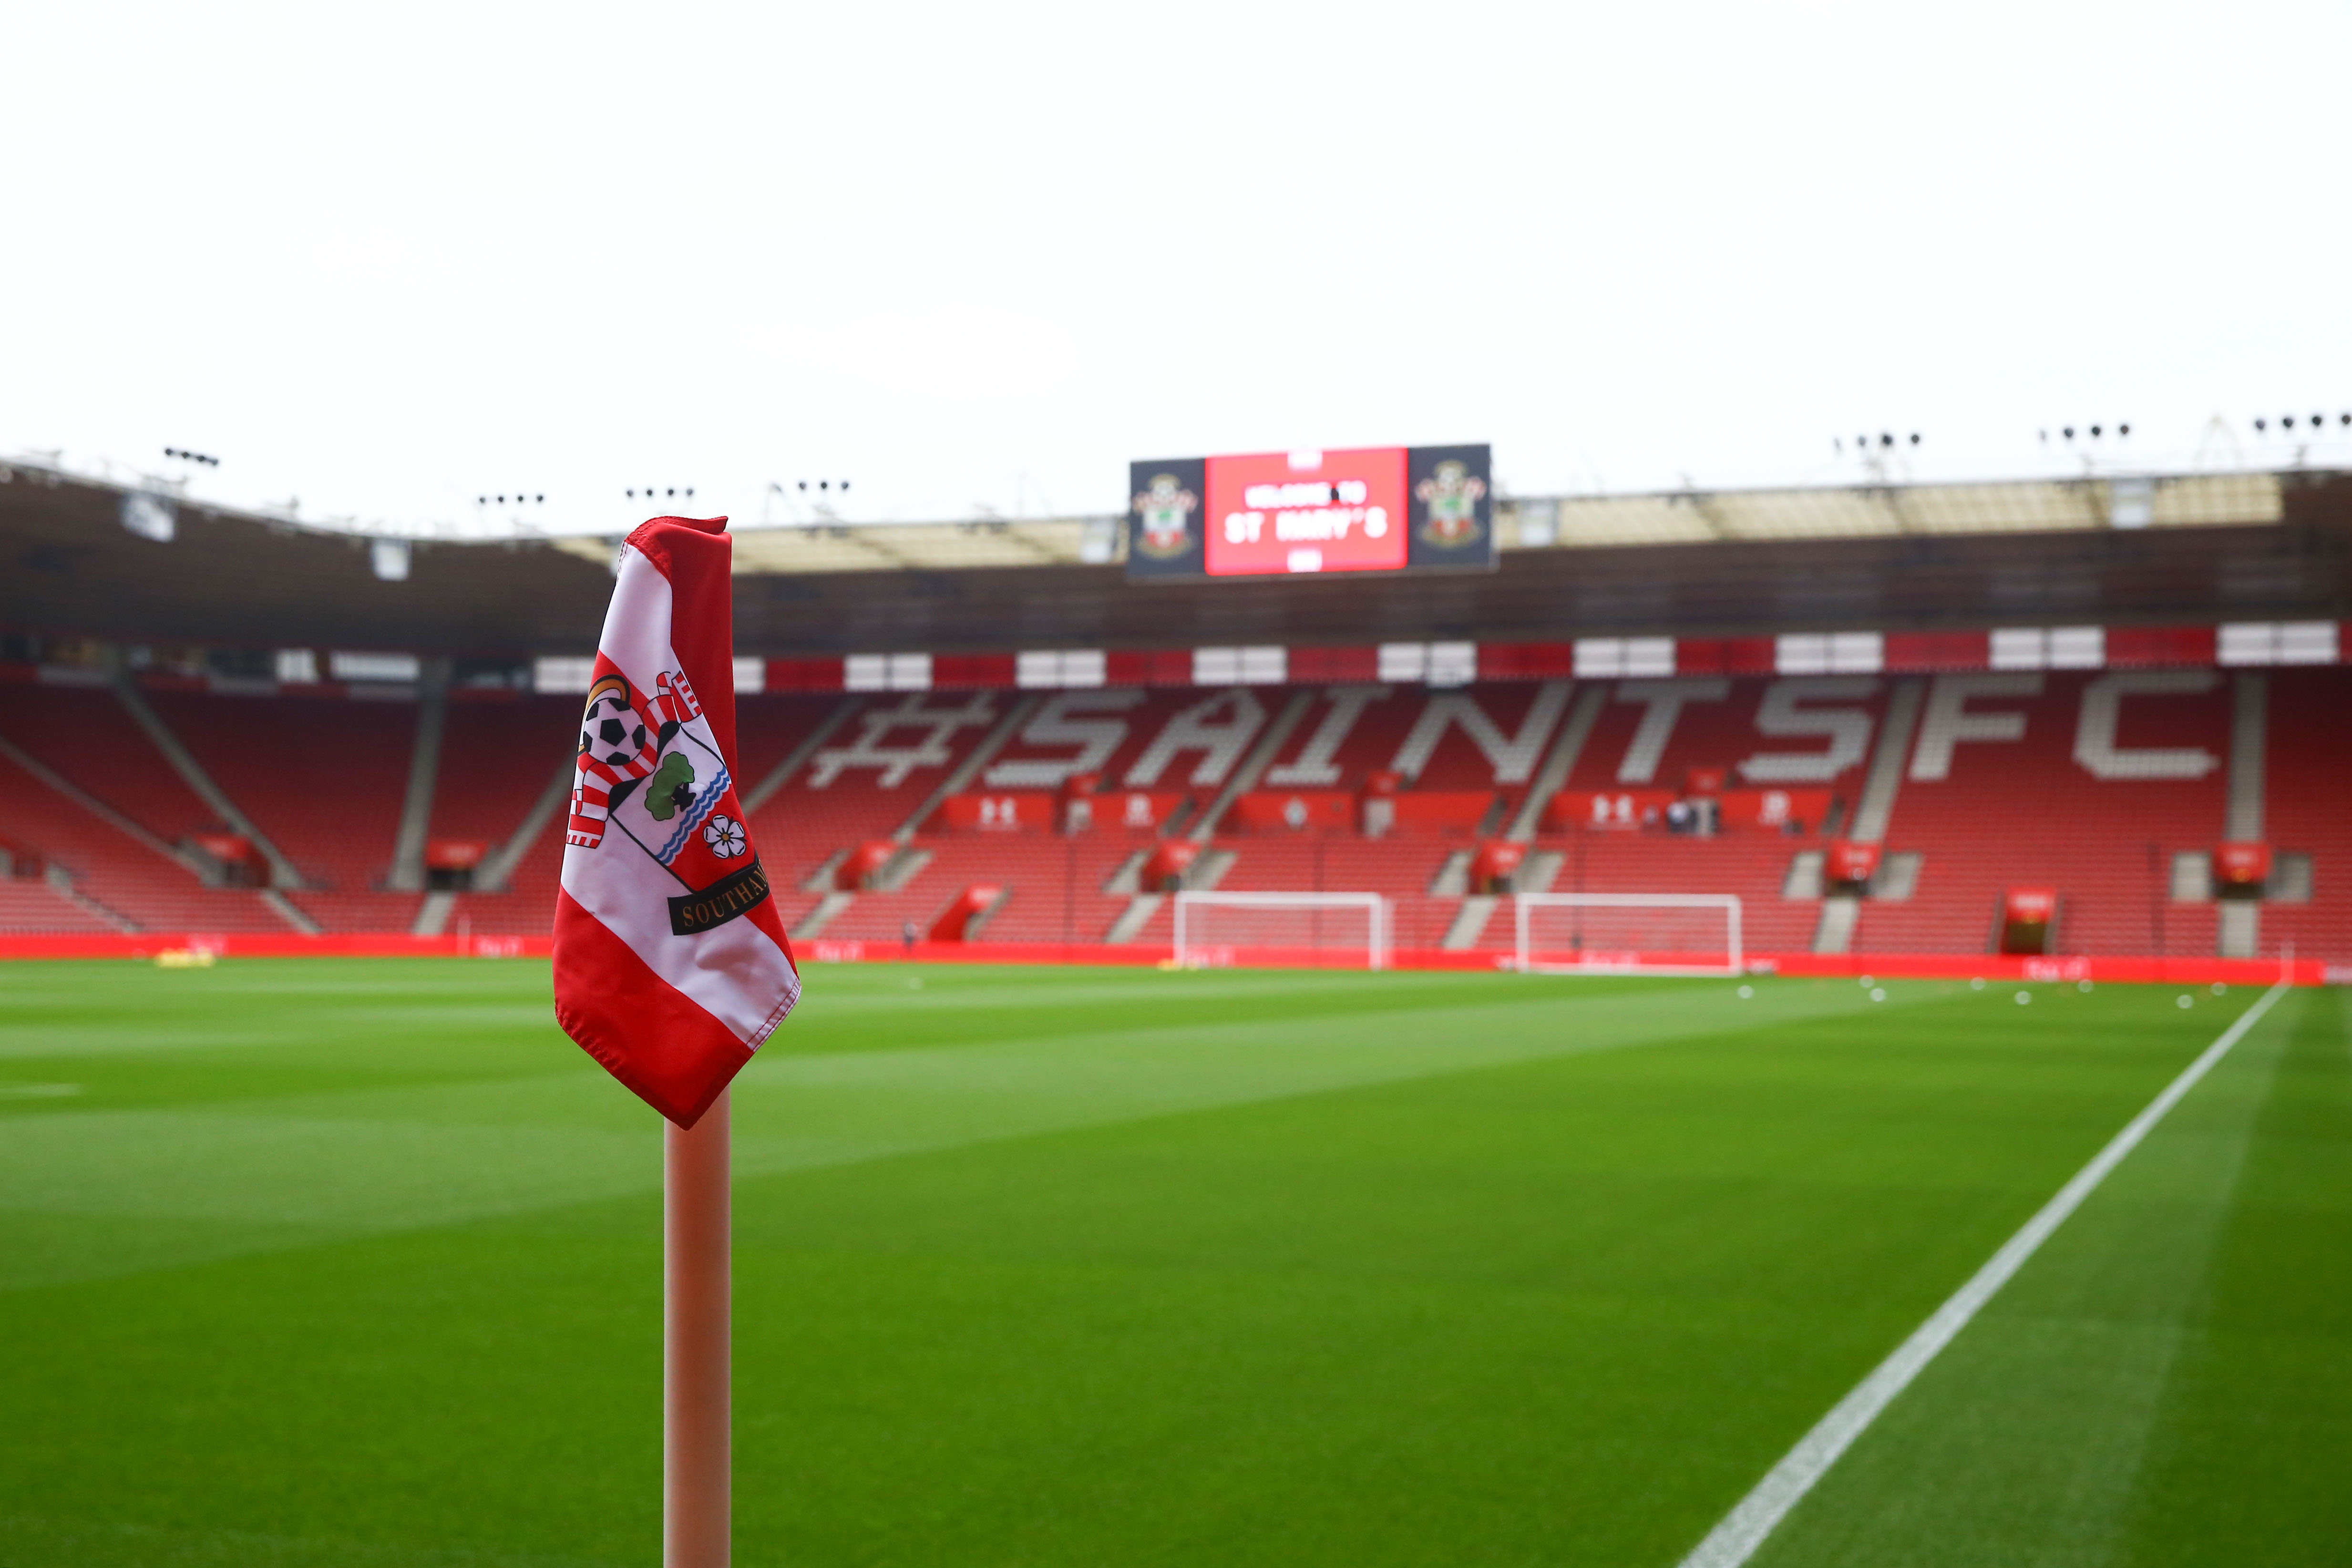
{"left": 1512, "top": 892, "right": 1743, "bottom": 977}
{"left": 1171, "top": 891, "right": 1391, "bottom": 971}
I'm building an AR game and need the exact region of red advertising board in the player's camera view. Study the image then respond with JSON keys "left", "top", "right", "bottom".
{"left": 2005, "top": 886, "right": 2059, "bottom": 922}
{"left": 2212, "top": 841, "right": 2272, "bottom": 885}
{"left": 425, "top": 839, "right": 487, "bottom": 870}
{"left": 935, "top": 792, "right": 1057, "bottom": 832}
{"left": 1202, "top": 448, "right": 1409, "bottom": 576}
{"left": 1824, "top": 840, "right": 1883, "bottom": 883}
{"left": 1715, "top": 788, "right": 1831, "bottom": 832}
{"left": 1548, "top": 790, "right": 1678, "bottom": 831}
{"left": 1073, "top": 789, "right": 1190, "bottom": 835}
{"left": 1228, "top": 790, "right": 1357, "bottom": 833}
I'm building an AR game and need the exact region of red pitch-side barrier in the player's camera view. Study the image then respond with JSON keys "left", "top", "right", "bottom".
{"left": 0, "top": 932, "right": 553, "bottom": 961}
{"left": 0, "top": 933, "right": 2330, "bottom": 987}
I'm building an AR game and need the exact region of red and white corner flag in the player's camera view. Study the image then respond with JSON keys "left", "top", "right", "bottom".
{"left": 554, "top": 514, "right": 800, "bottom": 1125}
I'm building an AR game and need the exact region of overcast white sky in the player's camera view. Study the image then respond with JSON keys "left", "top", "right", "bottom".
{"left": 5, "top": 1, "right": 2348, "bottom": 537}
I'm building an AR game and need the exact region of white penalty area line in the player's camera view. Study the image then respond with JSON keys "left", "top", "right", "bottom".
{"left": 1677, "top": 976, "right": 2294, "bottom": 1568}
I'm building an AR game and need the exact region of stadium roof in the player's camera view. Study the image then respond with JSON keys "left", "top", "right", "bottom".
{"left": 534, "top": 471, "right": 2286, "bottom": 577}
{"left": 3, "top": 458, "right": 2343, "bottom": 659}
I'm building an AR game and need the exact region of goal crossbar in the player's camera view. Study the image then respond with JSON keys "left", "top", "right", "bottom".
{"left": 1512, "top": 892, "right": 1743, "bottom": 977}
{"left": 1172, "top": 891, "right": 1391, "bottom": 971}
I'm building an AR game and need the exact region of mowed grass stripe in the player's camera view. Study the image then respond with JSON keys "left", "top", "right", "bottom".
{"left": 0, "top": 960, "right": 1685, "bottom": 1062}
{"left": 2111, "top": 984, "right": 2352, "bottom": 1562}
{"left": 1, "top": 965, "right": 1896, "bottom": 1291}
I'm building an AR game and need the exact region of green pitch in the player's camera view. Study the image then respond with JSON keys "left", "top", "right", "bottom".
{"left": 0, "top": 960, "right": 2345, "bottom": 1567}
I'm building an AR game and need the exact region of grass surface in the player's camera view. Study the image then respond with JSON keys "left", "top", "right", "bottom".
{"left": 0, "top": 959, "right": 2342, "bottom": 1566}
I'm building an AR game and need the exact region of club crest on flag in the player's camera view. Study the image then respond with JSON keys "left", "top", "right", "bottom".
{"left": 568, "top": 663, "right": 773, "bottom": 937}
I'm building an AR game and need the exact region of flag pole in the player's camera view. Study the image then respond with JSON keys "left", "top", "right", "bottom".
{"left": 665, "top": 1088, "right": 730, "bottom": 1568}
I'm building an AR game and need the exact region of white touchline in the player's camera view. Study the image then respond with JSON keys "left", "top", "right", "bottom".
{"left": 1676, "top": 977, "right": 2294, "bottom": 1568}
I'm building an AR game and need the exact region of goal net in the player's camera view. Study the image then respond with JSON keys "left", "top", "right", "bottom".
{"left": 1172, "top": 892, "right": 1390, "bottom": 971}
{"left": 1513, "top": 893, "right": 1743, "bottom": 976}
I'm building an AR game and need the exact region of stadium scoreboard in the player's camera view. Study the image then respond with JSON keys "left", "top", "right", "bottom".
{"left": 1126, "top": 444, "right": 1495, "bottom": 579}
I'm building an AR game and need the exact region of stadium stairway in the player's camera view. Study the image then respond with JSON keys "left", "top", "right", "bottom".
{"left": 2260, "top": 668, "right": 2352, "bottom": 963}
{"left": 1812, "top": 677, "right": 1925, "bottom": 953}
{"left": 382, "top": 660, "right": 451, "bottom": 894}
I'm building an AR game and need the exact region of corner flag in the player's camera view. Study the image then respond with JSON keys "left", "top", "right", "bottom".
{"left": 553, "top": 514, "right": 801, "bottom": 1126}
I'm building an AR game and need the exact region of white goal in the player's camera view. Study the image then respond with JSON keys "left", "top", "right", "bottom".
{"left": 1512, "top": 893, "right": 1743, "bottom": 977}
{"left": 1172, "top": 892, "right": 1391, "bottom": 971}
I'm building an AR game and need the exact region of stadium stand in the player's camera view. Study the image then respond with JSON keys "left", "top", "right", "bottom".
{"left": 1850, "top": 671, "right": 2231, "bottom": 957}
{"left": 3, "top": 654, "right": 2347, "bottom": 962}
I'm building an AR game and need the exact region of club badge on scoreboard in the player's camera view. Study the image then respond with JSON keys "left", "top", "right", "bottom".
{"left": 1405, "top": 444, "right": 1496, "bottom": 569}
{"left": 1415, "top": 460, "right": 1487, "bottom": 546}
{"left": 1133, "top": 472, "right": 1198, "bottom": 557}
{"left": 1124, "top": 456, "right": 1207, "bottom": 575}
